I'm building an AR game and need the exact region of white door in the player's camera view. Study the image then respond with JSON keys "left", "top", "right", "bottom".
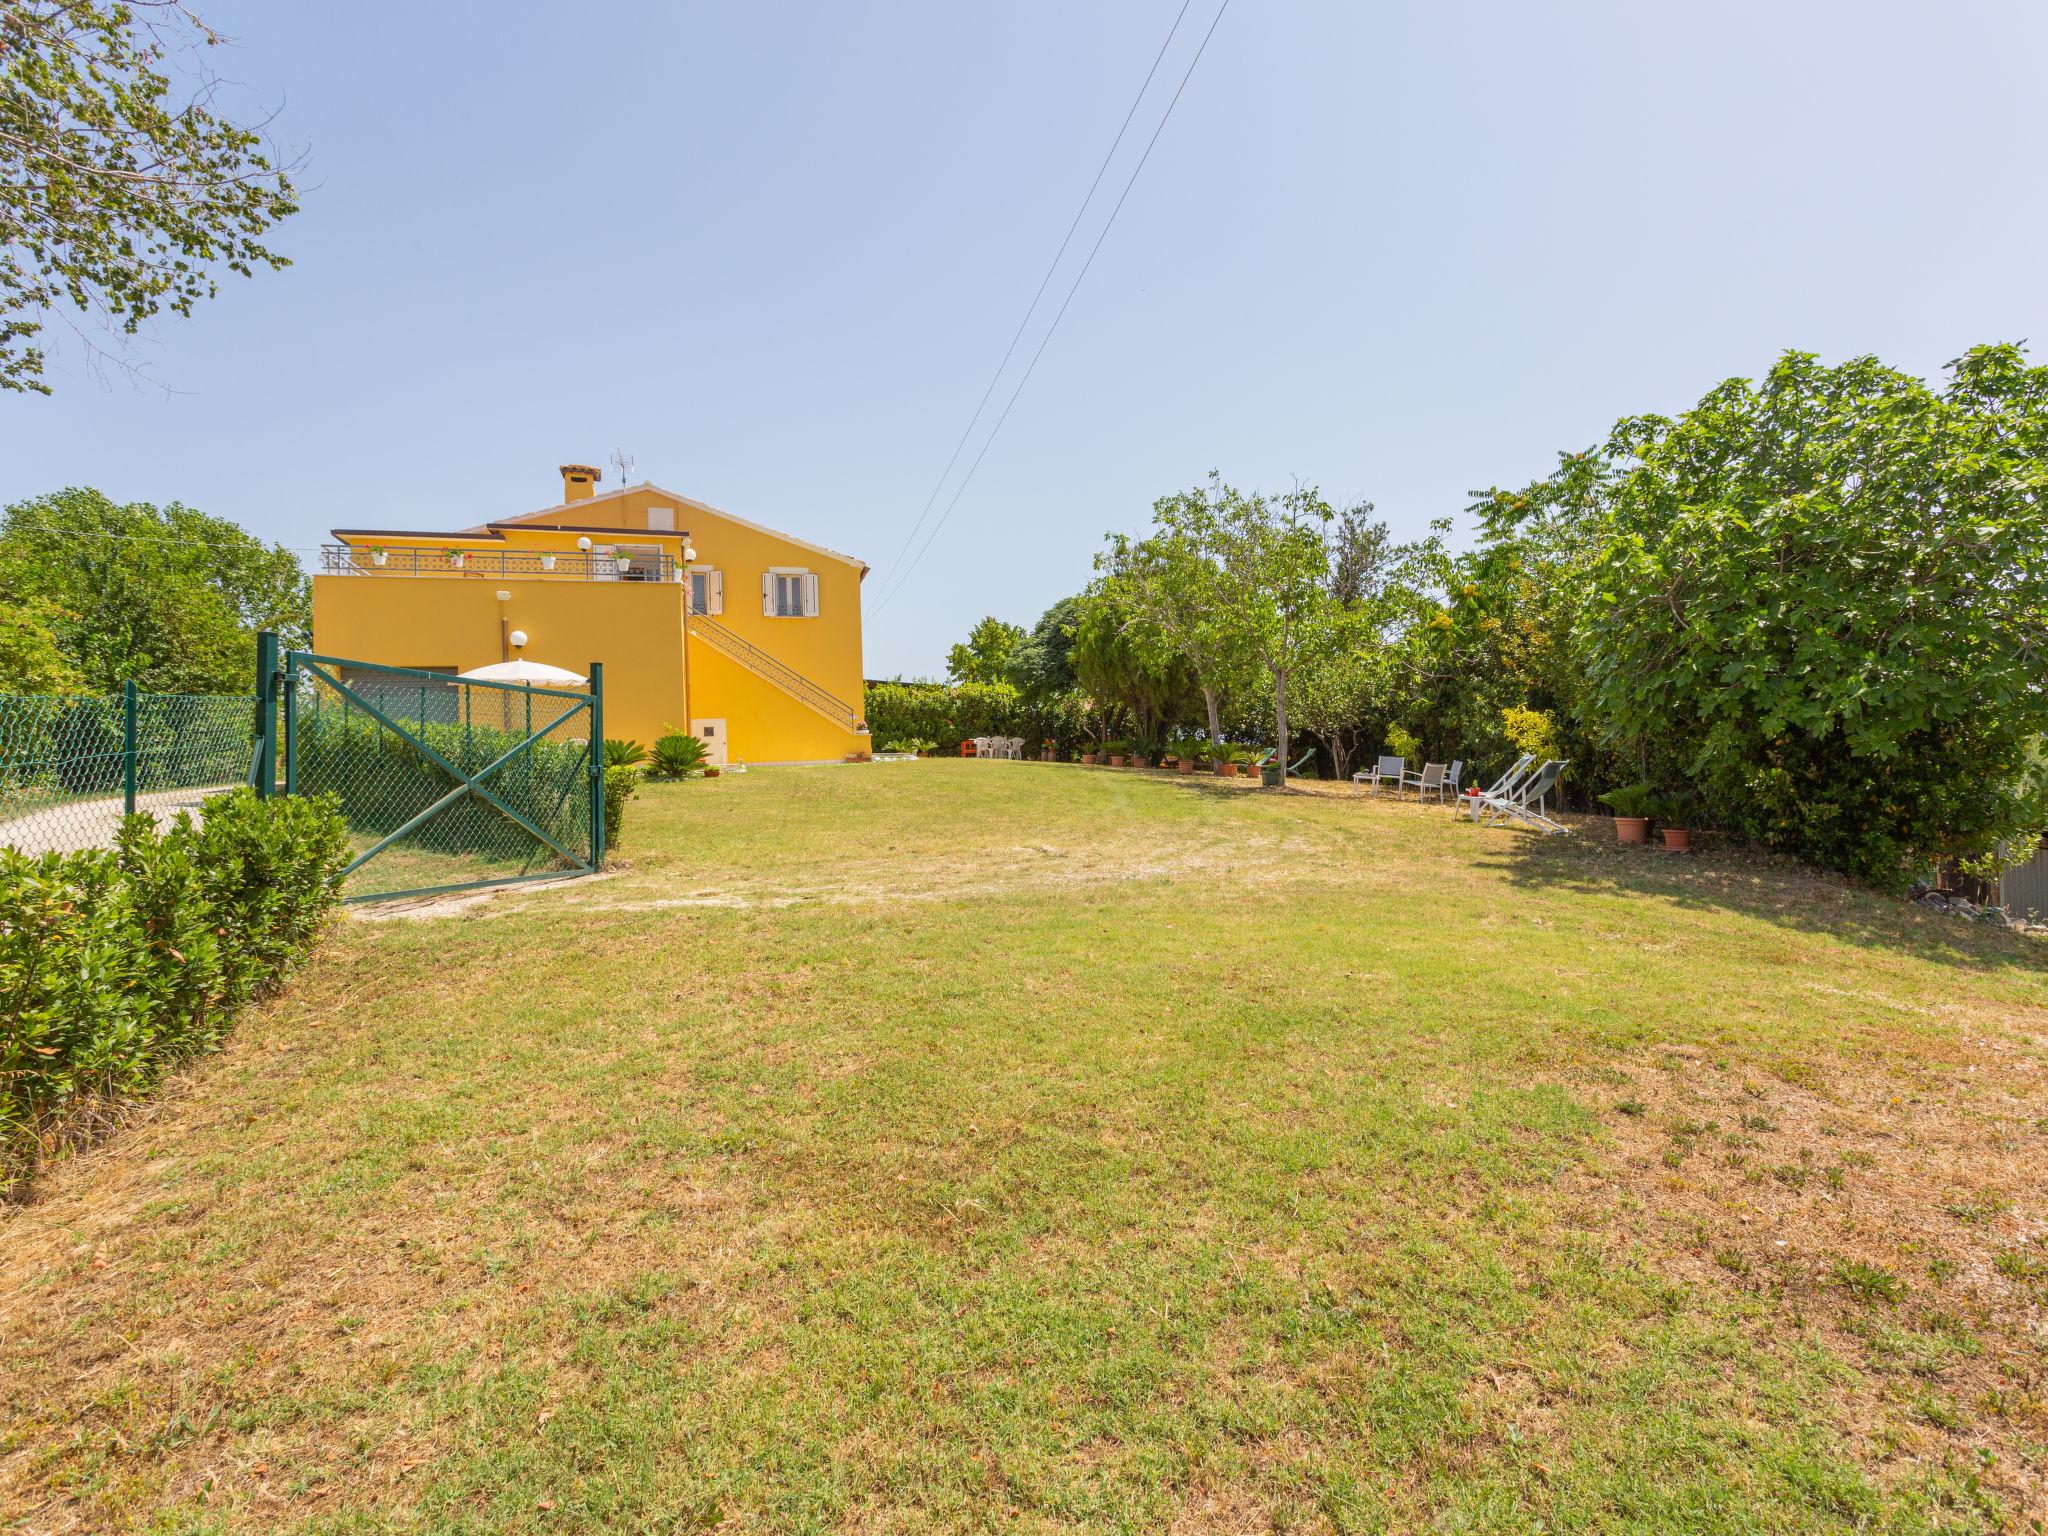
{"left": 691, "top": 718, "right": 728, "bottom": 766}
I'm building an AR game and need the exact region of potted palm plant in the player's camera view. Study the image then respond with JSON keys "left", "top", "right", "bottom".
{"left": 1212, "top": 744, "right": 1244, "bottom": 778}
{"left": 1106, "top": 738, "right": 1130, "bottom": 768}
{"left": 1600, "top": 783, "right": 1655, "bottom": 844}
{"left": 1649, "top": 789, "right": 1700, "bottom": 852}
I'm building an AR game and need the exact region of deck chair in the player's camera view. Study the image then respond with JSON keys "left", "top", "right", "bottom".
{"left": 1404, "top": 761, "right": 1448, "bottom": 803}
{"left": 1462, "top": 754, "right": 1532, "bottom": 821}
{"left": 1477, "top": 759, "right": 1569, "bottom": 834}
{"left": 1352, "top": 754, "right": 1405, "bottom": 795}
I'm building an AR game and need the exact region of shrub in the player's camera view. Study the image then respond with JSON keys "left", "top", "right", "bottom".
{"left": 603, "top": 765, "right": 639, "bottom": 848}
{"left": 648, "top": 733, "right": 706, "bottom": 779}
{"left": 880, "top": 738, "right": 935, "bottom": 756}
{"left": 1384, "top": 724, "right": 1422, "bottom": 762}
{"left": 1581, "top": 345, "right": 2048, "bottom": 888}
{"left": 1500, "top": 705, "right": 1564, "bottom": 765}
{"left": 0, "top": 789, "right": 348, "bottom": 1190}
{"left": 862, "top": 680, "right": 1095, "bottom": 760}
{"left": 604, "top": 738, "right": 649, "bottom": 767}
{"left": 292, "top": 709, "right": 592, "bottom": 868}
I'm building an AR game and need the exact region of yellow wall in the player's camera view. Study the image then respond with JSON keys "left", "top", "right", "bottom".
{"left": 314, "top": 481, "right": 869, "bottom": 762}
{"left": 311, "top": 574, "right": 687, "bottom": 745}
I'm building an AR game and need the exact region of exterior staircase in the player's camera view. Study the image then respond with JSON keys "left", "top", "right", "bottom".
{"left": 688, "top": 608, "right": 868, "bottom": 736}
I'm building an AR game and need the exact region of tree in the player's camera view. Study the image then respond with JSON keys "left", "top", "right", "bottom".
{"left": 1068, "top": 584, "right": 1197, "bottom": 751}
{"left": 0, "top": 488, "right": 308, "bottom": 693}
{"left": 1580, "top": 344, "right": 2048, "bottom": 885}
{"left": 1107, "top": 483, "right": 1257, "bottom": 745}
{"left": 1290, "top": 604, "right": 1388, "bottom": 781}
{"left": 0, "top": 598, "right": 84, "bottom": 692}
{"left": 1, "top": 1, "right": 299, "bottom": 392}
{"left": 946, "top": 615, "right": 1025, "bottom": 686}
{"left": 1198, "top": 480, "right": 1335, "bottom": 778}
{"left": 1007, "top": 597, "right": 1084, "bottom": 701}
{"left": 1328, "top": 497, "right": 1395, "bottom": 605}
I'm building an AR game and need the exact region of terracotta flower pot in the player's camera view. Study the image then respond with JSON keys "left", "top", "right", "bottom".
{"left": 1614, "top": 816, "right": 1649, "bottom": 844}
{"left": 1662, "top": 827, "right": 1692, "bottom": 852}
{"left": 1109, "top": 754, "right": 1126, "bottom": 767}
{"left": 1215, "top": 761, "right": 1239, "bottom": 778}
{"left": 1081, "top": 753, "right": 1097, "bottom": 766}
{"left": 1177, "top": 758, "right": 1196, "bottom": 774}
{"left": 1130, "top": 755, "right": 1149, "bottom": 769}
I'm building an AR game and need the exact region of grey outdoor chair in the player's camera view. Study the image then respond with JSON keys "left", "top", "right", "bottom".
{"left": 1404, "top": 761, "right": 1449, "bottom": 804}
{"left": 1352, "top": 754, "right": 1405, "bottom": 795}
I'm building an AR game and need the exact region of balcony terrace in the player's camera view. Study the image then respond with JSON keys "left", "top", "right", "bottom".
{"left": 321, "top": 545, "right": 681, "bottom": 583}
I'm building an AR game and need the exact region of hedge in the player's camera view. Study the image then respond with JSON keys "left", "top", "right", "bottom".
{"left": 0, "top": 788, "right": 350, "bottom": 1190}
{"left": 294, "top": 708, "right": 591, "bottom": 860}
{"left": 863, "top": 681, "right": 1095, "bottom": 757}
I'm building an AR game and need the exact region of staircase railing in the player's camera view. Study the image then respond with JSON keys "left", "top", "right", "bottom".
{"left": 688, "top": 607, "right": 867, "bottom": 736}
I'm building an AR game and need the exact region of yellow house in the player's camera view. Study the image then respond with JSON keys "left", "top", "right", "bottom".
{"left": 311, "top": 465, "right": 869, "bottom": 764}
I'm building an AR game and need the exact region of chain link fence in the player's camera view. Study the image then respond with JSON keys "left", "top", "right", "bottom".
{"left": 286, "top": 655, "right": 601, "bottom": 901}
{"left": 0, "top": 688, "right": 257, "bottom": 856}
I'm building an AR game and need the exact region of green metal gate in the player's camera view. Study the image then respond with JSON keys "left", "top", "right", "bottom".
{"left": 258, "top": 635, "right": 606, "bottom": 902}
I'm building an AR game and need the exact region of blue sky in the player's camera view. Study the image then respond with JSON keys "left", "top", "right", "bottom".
{"left": 8, "top": 1, "right": 2046, "bottom": 677}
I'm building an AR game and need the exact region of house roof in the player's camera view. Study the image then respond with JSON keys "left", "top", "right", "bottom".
{"left": 485, "top": 481, "right": 869, "bottom": 574}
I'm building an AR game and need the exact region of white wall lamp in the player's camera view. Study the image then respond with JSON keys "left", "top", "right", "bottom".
{"left": 508, "top": 629, "right": 528, "bottom": 649}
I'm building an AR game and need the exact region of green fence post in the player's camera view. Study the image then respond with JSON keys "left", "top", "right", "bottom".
{"left": 255, "top": 630, "right": 278, "bottom": 799}
{"left": 122, "top": 678, "right": 138, "bottom": 815}
{"left": 589, "top": 661, "right": 605, "bottom": 868}
{"left": 282, "top": 655, "right": 298, "bottom": 796}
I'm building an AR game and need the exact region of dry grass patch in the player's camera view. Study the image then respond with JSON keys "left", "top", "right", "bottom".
{"left": 5, "top": 762, "right": 2046, "bottom": 1533}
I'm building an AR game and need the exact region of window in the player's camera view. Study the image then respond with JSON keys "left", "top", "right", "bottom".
{"left": 688, "top": 566, "right": 723, "bottom": 615}
{"left": 762, "top": 568, "right": 819, "bottom": 618}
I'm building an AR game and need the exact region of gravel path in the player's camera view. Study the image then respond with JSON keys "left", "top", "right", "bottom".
{"left": 0, "top": 784, "right": 236, "bottom": 856}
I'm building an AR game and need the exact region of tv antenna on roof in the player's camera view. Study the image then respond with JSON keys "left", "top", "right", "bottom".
{"left": 608, "top": 447, "right": 635, "bottom": 487}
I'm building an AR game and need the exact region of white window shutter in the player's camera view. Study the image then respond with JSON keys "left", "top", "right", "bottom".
{"left": 761, "top": 572, "right": 773, "bottom": 616}
{"left": 709, "top": 570, "right": 724, "bottom": 615}
{"left": 801, "top": 572, "right": 820, "bottom": 617}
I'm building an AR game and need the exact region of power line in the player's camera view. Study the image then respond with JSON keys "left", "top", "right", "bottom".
{"left": 870, "top": 0, "right": 1231, "bottom": 618}
{"left": 867, "top": 0, "right": 1197, "bottom": 605}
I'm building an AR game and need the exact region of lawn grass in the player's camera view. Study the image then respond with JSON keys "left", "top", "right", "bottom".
{"left": 4, "top": 761, "right": 2046, "bottom": 1533}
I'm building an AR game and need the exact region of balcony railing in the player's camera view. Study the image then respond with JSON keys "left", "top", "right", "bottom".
{"left": 321, "top": 544, "right": 680, "bottom": 583}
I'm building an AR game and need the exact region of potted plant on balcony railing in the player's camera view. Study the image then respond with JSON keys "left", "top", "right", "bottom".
{"left": 444, "top": 547, "right": 466, "bottom": 570}
{"left": 614, "top": 551, "right": 633, "bottom": 574}
{"left": 540, "top": 551, "right": 557, "bottom": 572}
{"left": 369, "top": 545, "right": 389, "bottom": 567}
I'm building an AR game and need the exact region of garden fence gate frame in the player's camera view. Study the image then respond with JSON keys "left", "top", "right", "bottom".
{"left": 254, "top": 634, "right": 607, "bottom": 903}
